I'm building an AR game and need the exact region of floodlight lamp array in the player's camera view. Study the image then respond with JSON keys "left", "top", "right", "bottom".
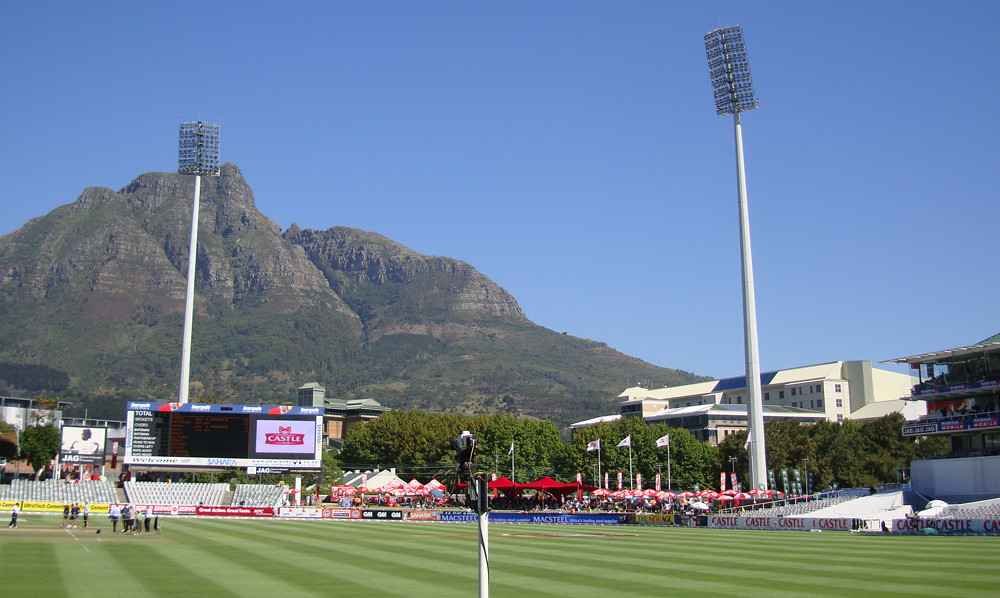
{"left": 705, "top": 26, "right": 758, "bottom": 115}
{"left": 178, "top": 121, "right": 221, "bottom": 175}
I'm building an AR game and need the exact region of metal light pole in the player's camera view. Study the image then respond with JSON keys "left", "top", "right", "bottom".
{"left": 705, "top": 26, "right": 768, "bottom": 490}
{"left": 176, "top": 121, "right": 221, "bottom": 404}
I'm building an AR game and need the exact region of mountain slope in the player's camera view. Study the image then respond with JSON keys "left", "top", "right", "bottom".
{"left": 0, "top": 165, "right": 702, "bottom": 425}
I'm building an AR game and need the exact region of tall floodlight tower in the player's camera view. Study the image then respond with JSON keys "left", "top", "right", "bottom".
{"left": 704, "top": 26, "right": 767, "bottom": 490}
{"left": 176, "top": 121, "right": 221, "bottom": 404}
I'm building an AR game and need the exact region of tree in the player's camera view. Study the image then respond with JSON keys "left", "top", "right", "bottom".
{"left": 19, "top": 425, "right": 59, "bottom": 476}
{"left": 0, "top": 421, "right": 17, "bottom": 460}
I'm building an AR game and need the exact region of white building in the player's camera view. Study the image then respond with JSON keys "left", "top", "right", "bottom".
{"left": 571, "top": 360, "right": 918, "bottom": 445}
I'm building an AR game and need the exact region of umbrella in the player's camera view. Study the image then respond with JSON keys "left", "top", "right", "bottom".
{"left": 716, "top": 495, "right": 734, "bottom": 501}
{"left": 690, "top": 501, "right": 710, "bottom": 510}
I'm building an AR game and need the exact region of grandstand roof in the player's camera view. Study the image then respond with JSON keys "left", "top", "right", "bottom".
{"left": 887, "top": 340, "right": 1000, "bottom": 365}
{"left": 644, "top": 403, "right": 825, "bottom": 423}
{"left": 568, "top": 414, "right": 622, "bottom": 430}
{"left": 848, "top": 399, "right": 925, "bottom": 422}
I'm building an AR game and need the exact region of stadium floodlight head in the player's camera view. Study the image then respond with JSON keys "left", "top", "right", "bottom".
{"left": 178, "top": 121, "right": 221, "bottom": 176}
{"left": 704, "top": 26, "right": 758, "bottom": 116}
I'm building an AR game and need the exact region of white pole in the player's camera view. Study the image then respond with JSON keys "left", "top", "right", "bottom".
{"left": 733, "top": 112, "right": 767, "bottom": 491}
{"left": 628, "top": 445, "right": 633, "bottom": 491}
{"left": 597, "top": 443, "right": 602, "bottom": 490}
{"left": 667, "top": 442, "right": 672, "bottom": 491}
{"left": 478, "top": 511, "right": 489, "bottom": 598}
{"left": 510, "top": 443, "right": 514, "bottom": 482}
{"left": 178, "top": 174, "right": 201, "bottom": 404}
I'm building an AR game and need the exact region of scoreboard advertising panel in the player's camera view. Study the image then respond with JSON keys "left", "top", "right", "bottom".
{"left": 124, "top": 402, "right": 322, "bottom": 469}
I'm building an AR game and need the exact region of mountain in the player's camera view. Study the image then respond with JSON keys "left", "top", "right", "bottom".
{"left": 0, "top": 164, "right": 702, "bottom": 426}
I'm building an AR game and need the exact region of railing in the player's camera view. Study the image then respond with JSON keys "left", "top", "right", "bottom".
{"left": 716, "top": 489, "right": 850, "bottom": 515}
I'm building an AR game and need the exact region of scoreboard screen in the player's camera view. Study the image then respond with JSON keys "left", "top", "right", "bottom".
{"left": 124, "top": 402, "right": 322, "bottom": 469}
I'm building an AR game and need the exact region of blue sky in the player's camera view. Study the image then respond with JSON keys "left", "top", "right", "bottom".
{"left": 2, "top": 2, "right": 997, "bottom": 379}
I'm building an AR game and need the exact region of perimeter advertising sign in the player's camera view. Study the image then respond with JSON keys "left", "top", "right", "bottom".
{"left": 60, "top": 426, "right": 107, "bottom": 465}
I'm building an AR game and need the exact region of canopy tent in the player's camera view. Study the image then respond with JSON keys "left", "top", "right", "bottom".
{"left": 488, "top": 476, "right": 520, "bottom": 491}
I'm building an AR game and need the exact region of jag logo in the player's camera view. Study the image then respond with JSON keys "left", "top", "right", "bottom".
{"left": 265, "top": 425, "right": 305, "bottom": 446}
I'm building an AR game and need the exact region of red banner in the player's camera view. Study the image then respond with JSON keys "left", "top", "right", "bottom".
{"left": 195, "top": 506, "right": 274, "bottom": 518}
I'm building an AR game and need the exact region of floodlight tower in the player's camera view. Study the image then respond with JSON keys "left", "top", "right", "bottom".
{"left": 704, "top": 26, "right": 768, "bottom": 490}
{"left": 176, "top": 121, "right": 221, "bottom": 404}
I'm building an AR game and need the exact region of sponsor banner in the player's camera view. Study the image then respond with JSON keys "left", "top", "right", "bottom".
{"left": 255, "top": 420, "right": 315, "bottom": 454}
{"left": 405, "top": 510, "right": 441, "bottom": 522}
{"left": 707, "top": 516, "right": 854, "bottom": 531}
{"left": 1, "top": 500, "right": 21, "bottom": 510}
{"left": 20, "top": 501, "right": 77, "bottom": 513}
{"left": 360, "top": 509, "right": 404, "bottom": 521}
{"left": 321, "top": 508, "right": 357, "bottom": 520}
{"left": 195, "top": 506, "right": 275, "bottom": 518}
{"left": 439, "top": 511, "right": 478, "bottom": 523}
{"left": 112, "top": 504, "right": 196, "bottom": 516}
{"left": 278, "top": 506, "right": 323, "bottom": 519}
{"left": 903, "top": 411, "right": 1000, "bottom": 437}
{"left": 60, "top": 426, "right": 107, "bottom": 465}
{"left": 491, "top": 512, "right": 628, "bottom": 525}
{"left": 892, "top": 518, "right": 1000, "bottom": 535}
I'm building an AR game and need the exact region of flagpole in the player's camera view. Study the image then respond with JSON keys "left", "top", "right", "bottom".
{"left": 628, "top": 444, "right": 633, "bottom": 491}
{"left": 597, "top": 442, "right": 602, "bottom": 489}
{"left": 667, "top": 442, "right": 672, "bottom": 491}
{"left": 511, "top": 442, "right": 515, "bottom": 482}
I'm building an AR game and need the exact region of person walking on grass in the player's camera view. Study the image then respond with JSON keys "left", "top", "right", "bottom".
{"left": 8, "top": 504, "right": 18, "bottom": 528}
{"left": 62, "top": 503, "right": 70, "bottom": 528}
{"left": 82, "top": 503, "right": 90, "bottom": 528}
{"left": 109, "top": 503, "right": 121, "bottom": 533}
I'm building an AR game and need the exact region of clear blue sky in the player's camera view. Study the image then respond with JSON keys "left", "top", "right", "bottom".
{"left": 2, "top": 2, "right": 997, "bottom": 379}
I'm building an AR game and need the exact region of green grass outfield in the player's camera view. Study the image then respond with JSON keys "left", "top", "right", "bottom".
{"left": 1, "top": 515, "right": 998, "bottom": 597}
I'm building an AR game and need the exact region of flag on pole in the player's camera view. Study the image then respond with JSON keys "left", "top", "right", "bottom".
{"left": 720, "top": 471, "right": 727, "bottom": 492}
{"left": 655, "top": 473, "right": 661, "bottom": 492}
{"left": 604, "top": 471, "right": 609, "bottom": 490}
{"left": 636, "top": 473, "right": 642, "bottom": 490}
{"left": 508, "top": 441, "right": 514, "bottom": 456}
{"left": 617, "top": 435, "right": 631, "bottom": 448}
{"left": 617, "top": 471, "right": 623, "bottom": 490}
{"left": 743, "top": 430, "right": 751, "bottom": 450}
{"left": 655, "top": 434, "right": 670, "bottom": 448}
{"left": 586, "top": 439, "right": 601, "bottom": 452}
{"left": 730, "top": 472, "right": 738, "bottom": 492}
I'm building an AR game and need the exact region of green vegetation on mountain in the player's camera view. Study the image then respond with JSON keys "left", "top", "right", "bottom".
{"left": 0, "top": 164, "right": 702, "bottom": 426}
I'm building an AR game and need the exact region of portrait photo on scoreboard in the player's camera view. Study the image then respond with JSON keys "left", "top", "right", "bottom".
{"left": 252, "top": 417, "right": 318, "bottom": 458}
{"left": 60, "top": 425, "right": 107, "bottom": 464}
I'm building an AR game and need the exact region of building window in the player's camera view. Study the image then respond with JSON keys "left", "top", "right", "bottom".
{"left": 817, "top": 399, "right": 823, "bottom": 408}
{"left": 810, "top": 400, "right": 815, "bottom": 408}
{"left": 791, "top": 388, "right": 796, "bottom": 396}
{"left": 836, "top": 399, "right": 843, "bottom": 408}
{"left": 764, "top": 392, "right": 770, "bottom": 401}
{"left": 779, "top": 391, "right": 785, "bottom": 399}
{"left": 837, "top": 414, "right": 844, "bottom": 423}
{"left": 835, "top": 384, "right": 842, "bottom": 392}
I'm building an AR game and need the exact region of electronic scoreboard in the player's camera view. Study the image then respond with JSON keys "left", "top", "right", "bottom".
{"left": 124, "top": 402, "right": 323, "bottom": 469}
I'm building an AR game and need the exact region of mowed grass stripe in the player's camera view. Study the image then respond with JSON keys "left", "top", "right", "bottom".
{"left": 102, "top": 541, "right": 242, "bottom": 598}
{"left": 199, "top": 519, "right": 574, "bottom": 598}
{"left": 490, "top": 528, "right": 999, "bottom": 592}
{"left": 215, "top": 520, "right": 619, "bottom": 598}
{"left": 166, "top": 521, "right": 370, "bottom": 597}
{"left": 0, "top": 540, "right": 68, "bottom": 598}
{"left": 189, "top": 519, "right": 472, "bottom": 597}
{"left": 144, "top": 523, "right": 322, "bottom": 598}
{"left": 235, "top": 521, "right": 815, "bottom": 598}
{"left": 384, "top": 524, "right": 997, "bottom": 596}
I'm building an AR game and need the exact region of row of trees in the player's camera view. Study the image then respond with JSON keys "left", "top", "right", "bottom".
{"left": 342, "top": 411, "right": 948, "bottom": 491}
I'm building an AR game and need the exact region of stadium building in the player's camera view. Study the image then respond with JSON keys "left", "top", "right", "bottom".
{"left": 890, "top": 333, "right": 1000, "bottom": 502}
{"left": 571, "top": 360, "right": 918, "bottom": 444}
{"left": 297, "top": 382, "right": 389, "bottom": 447}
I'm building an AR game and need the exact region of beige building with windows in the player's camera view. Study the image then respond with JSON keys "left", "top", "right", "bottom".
{"left": 571, "top": 360, "right": 920, "bottom": 445}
